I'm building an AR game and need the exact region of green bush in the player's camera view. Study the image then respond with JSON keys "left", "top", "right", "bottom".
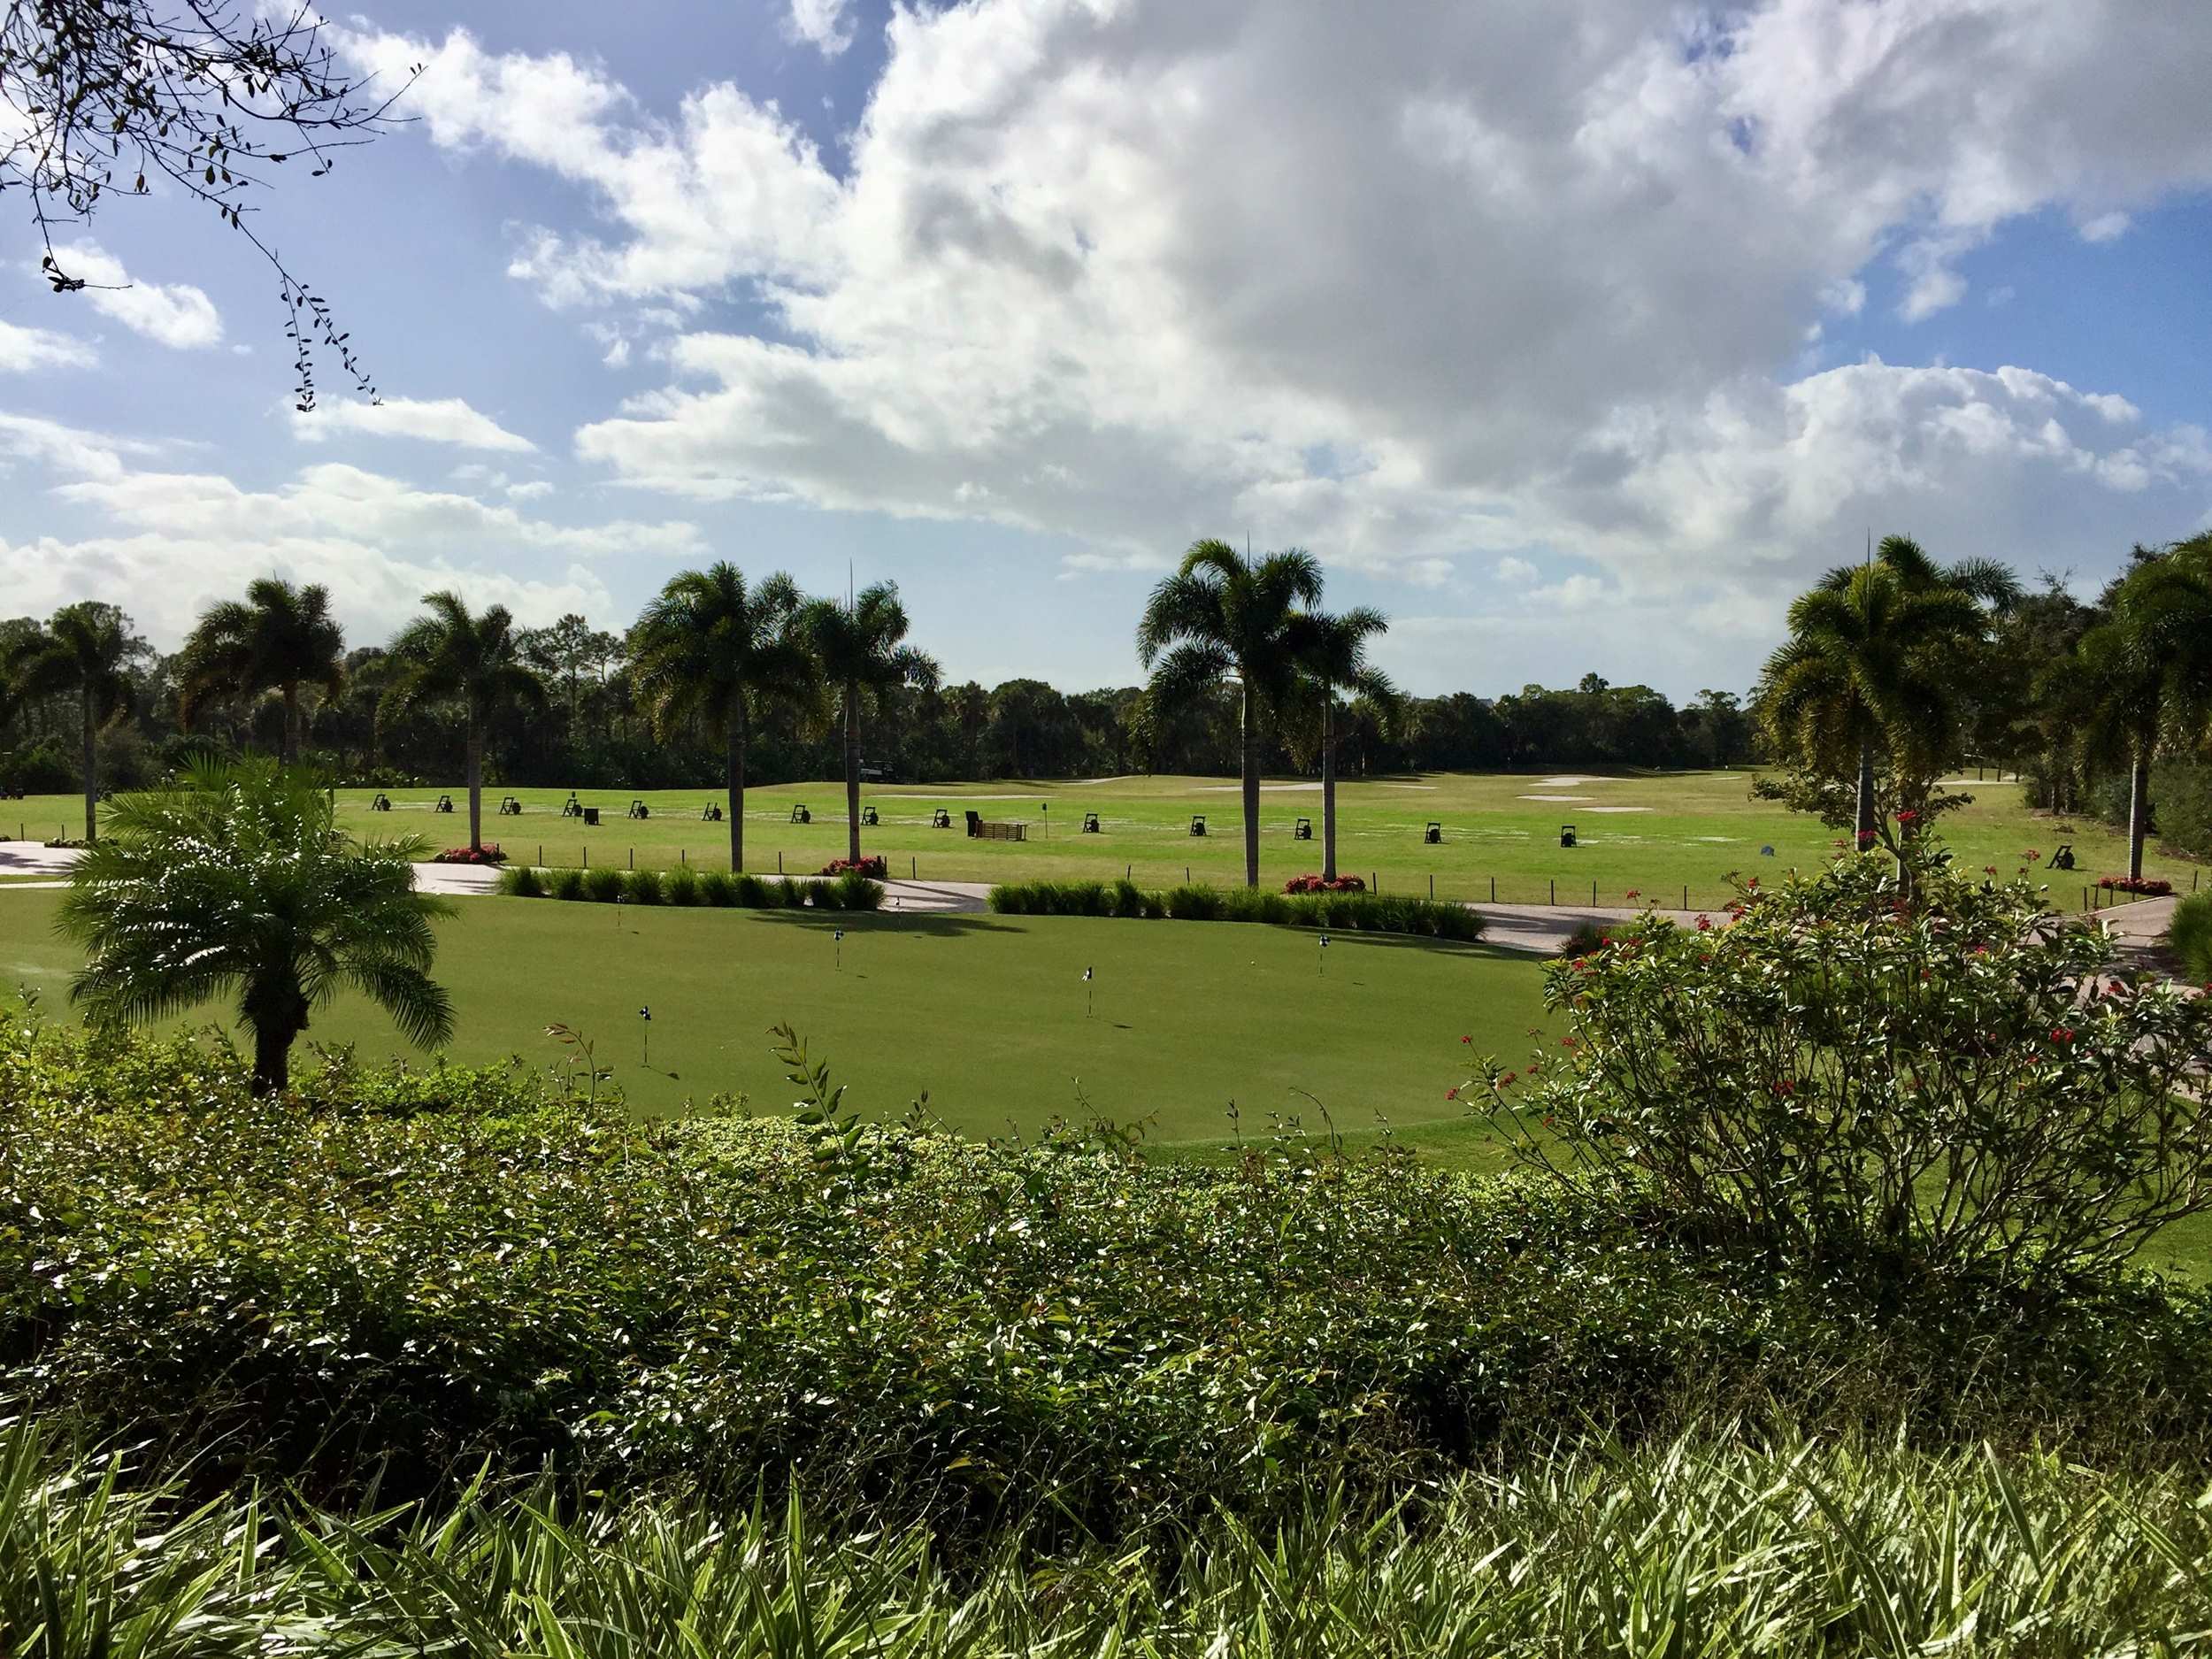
{"left": 496, "top": 864, "right": 546, "bottom": 898}
{"left": 990, "top": 880, "right": 1482, "bottom": 938}
{"left": 696, "top": 869, "right": 737, "bottom": 907}
{"left": 664, "top": 864, "right": 703, "bottom": 906}
{"left": 581, "top": 865, "right": 625, "bottom": 903}
{"left": 733, "top": 872, "right": 779, "bottom": 908}
{"left": 777, "top": 876, "right": 808, "bottom": 908}
{"left": 1164, "top": 884, "right": 1225, "bottom": 921}
{"left": 622, "top": 868, "right": 664, "bottom": 905}
{"left": 549, "top": 866, "right": 589, "bottom": 902}
{"left": 2170, "top": 892, "right": 2212, "bottom": 983}
{"left": 833, "top": 872, "right": 885, "bottom": 911}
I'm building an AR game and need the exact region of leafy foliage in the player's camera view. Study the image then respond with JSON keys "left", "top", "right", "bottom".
{"left": 987, "top": 879, "right": 1485, "bottom": 938}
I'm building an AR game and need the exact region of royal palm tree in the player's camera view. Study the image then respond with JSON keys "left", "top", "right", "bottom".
{"left": 1137, "top": 540, "right": 1321, "bottom": 887}
{"left": 177, "top": 578, "right": 346, "bottom": 765}
{"left": 58, "top": 761, "right": 453, "bottom": 1094}
{"left": 803, "top": 582, "right": 939, "bottom": 865}
{"left": 1821, "top": 534, "right": 2023, "bottom": 613}
{"left": 1760, "top": 564, "right": 1985, "bottom": 844}
{"left": 380, "top": 592, "right": 548, "bottom": 856}
{"left": 1291, "top": 607, "right": 1395, "bottom": 881}
{"left": 2075, "top": 539, "right": 2212, "bottom": 879}
{"left": 3, "top": 602, "right": 136, "bottom": 844}
{"left": 628, "top": 563, "right": 810, "bottom": 872}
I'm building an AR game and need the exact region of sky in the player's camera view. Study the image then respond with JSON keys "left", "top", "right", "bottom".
{"left": 2, "top": 0, "right": 2208, "bottom": 702}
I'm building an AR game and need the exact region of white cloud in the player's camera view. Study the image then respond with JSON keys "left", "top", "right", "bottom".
{"left": 1493, "top": 556, "right": 1538, "bottom": 585}
{"left": 46, "top": 242, "right": 222, "bottom": 349}
{"left": 294, "top": 396, "right": 536, "bottom": 452}
{"left": 786, "top": 0, "right": 855, "bottom": 57}
{"left": 506, "top": 480, "right": 555, "bottom": 500}
{"left": 337, "top": 2, "right": 2212, "bottom": 663}
{"left": 2078, "top": 210, "right": 2131, "bottom": 243}
{"left": 0, "top": 411, "right": 161, "bottom": 479}
{"left": 0, "top": 319, "right": 95, "bottom": 373}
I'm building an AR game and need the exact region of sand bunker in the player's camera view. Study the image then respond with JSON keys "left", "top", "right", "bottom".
{"left": 1518, "top": 794, "right": 1593, "bottom": 803}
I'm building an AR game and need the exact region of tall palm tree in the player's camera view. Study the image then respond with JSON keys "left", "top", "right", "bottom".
{"left": 177, "top": 578, "right": 346, "bottom": 765}
{"left": 3, "top": 602, "right": 136, "bottom": 844}
{"left": 1291, "top": 607, "right": 1395, "bottom": 881}
{"left": 803, "top": 582, "right": 939, "bottom": 865}
{"left": 1137, "top": 540, "right": 1322, "bottom": 887}
{"left": 380, "top": 592, "right": 548, "bottom": 856}
{"left": 58, "top": 760, "right": 453, "bottom": 1094}
{"left": 628, "top": 564, "right": 811, "bottom": 872}
{"left": 1821, "top": 534, "right": 2023, "bottom": 613}
{"left": 1760, "top": 564, "right": 1985, "bottom": 844}
{"left": 2075, "top": 540, "right": 2212, "bottom": 879}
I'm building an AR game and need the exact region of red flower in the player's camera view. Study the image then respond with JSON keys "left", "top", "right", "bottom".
{"left": 1461, "top": 1034, "right": 1473, "bottom": 1044}
{"left": 2050, "top": 1027, "right": 2076, "bottom": 1044}
{"left": 1856, "top": 828, "right": 1878, "bottom": 845}
{"left": 1694, "top": 914, "right": 1712, "bottom": 932}
{"left": 1560, "top": 1036, "right": 1578, "bottom": 1049}
{"left": 1445, "top": 1087, "right": 1459, "bottom": 1100}
{"left": 1773, "top": 1079, "right": 1796, "bottom": 1096}
{"left": 1895, "top": 809, "right": 1920, "bottom": 825}
{"left": 1624, "top": 888, "right": 1640, "bottom": 901}
{"left": 1984, "top": 865, "right": 1998, "bottom": 875}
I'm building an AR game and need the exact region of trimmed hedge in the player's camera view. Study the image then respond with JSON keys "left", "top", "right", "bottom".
{"left": 497, "top": 863, "right": 884, "bottom": 912}
{"left": 988, "top": 879, "right": 1484, "bottom": 940}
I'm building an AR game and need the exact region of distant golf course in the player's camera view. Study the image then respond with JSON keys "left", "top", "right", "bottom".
{"left": 6, "top": 767, "right": 2188, "bottom": 912}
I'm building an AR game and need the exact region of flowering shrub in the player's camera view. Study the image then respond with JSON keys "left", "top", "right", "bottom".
{"left": 433, "top": 843, "right": 507, "bottom": 864}
{"left": 2099, "top": 875, "right": 2174, "bottom": 896}
{"left": 819, "top": 855, "right": 888, "bottom": 879}
{"left": 1463, "top": 843, "right": 2212, "bottom": 1292}
{"left": 1282, "top": 873, "right": 1366, "bottom": 894}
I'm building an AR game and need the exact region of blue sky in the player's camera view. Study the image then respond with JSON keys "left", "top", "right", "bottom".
{"left": 4, "top": 0, "right": 2208, "bottom": 700}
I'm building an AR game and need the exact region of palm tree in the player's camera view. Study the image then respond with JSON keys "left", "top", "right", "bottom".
{"left": 1291, "top": 607, "right": 1395, "bottom": 881}
{"left": 802, "top": 582, "right": 939, "bottom": 865}
{"left": 380, "top": 593, "right": 548, "bottom": 856}
{"left": 2075, "top": 541, "right": 2212, "bottom": 879}
{"left": 1760, "top": 564, "right": 1985, "bottom": 844}
{"left": 177, "top": 578, "right": 346, "bottom": 765}
{"left": 1137, "top": 540, "right": 1321, "bottom": 887}
{"left": 628, "top": 564, "right": 810, "bottom": 872}
{"left": 58, "top": 760, "right": 453, "bottom": 1094}
{"left": 1821, "top": 534, "right": 2023, "bottom": 613}
{"left": 2, "top": 603, "right": 136, "bottom": 844}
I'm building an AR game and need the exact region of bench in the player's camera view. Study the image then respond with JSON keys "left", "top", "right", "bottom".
{"left": 965, "top": 810, "right": 1025, "bottom": 842}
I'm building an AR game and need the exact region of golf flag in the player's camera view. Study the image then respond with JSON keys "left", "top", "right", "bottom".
{"left": 1082, "top": 966, "right": 1093, "bottom": 981}
{"left": 1083, "top": 964, "right": 1094, "bottom": 1017}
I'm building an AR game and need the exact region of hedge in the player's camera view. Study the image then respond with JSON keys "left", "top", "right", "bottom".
{"left": 499, "top": 864, "right": 883, "bottom": 911}
{"left": 987, "top": 879, "right": 1485, "bottom": 940}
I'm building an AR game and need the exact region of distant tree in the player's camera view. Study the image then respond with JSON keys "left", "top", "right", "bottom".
{"left": 1137, "top": 540, "right": 1321, "bottom": 887}
{"left": 628, "top": 564, "right": 810, "bottom": 872}
{"left": 1291, "top": 608, "right": 1395, "bottom": 881}
{"left": 2073, "top": 538, "right": 2212, "bottom": 878}
{"left": 803, "top": 583, "right": 939, "bottom": 864}
{"left": 380, "top": 593, "right": 547, "bottom": 855}
{"left": 58, "top": 760, "right": 451, "bottom": 1094}
{"left": 2, "top": 0, "right": 417, "bottom": 405}
{"left": 1757, "top": 562, "right": 1984, "bottom": 847}
{"left": 2, "top": 601, "right": 142, "bottom": 842}
{"left": 177, "top": 578, "right": 345, "bottom": 765}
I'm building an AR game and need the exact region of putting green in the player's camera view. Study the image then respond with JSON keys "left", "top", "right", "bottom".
{"left": 11, "top": 770, "right": 2193, "bottom": 914}
{"left": 0, "top": 888, "right": 1549, "bottom": 1142}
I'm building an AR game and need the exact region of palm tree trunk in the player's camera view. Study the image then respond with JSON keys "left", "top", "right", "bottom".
{"left": 844, "top": 683, "right": 863, "bottom": 865}
{"left": 465, "top": 715, "right": 484, "bottom": 855}
{"left": 281, "top": 684, "right": 300, "bottom": 768}
{"left": 251, "top": 1022, "right": 293, "bottom": 1095}
{"left": 1322, "top": 695, "right": 1339, "bottom": 882}
{"left": 81, "top": 685, "right": 97, "bottom": 845}
{"left": 1240, "top": 678, "right": 1259, "bottom": 888}
{"left": 2128, "top": 744, "right": 2152, "bottom": 881}
{"left": 1855, "top": 737, "right": 1877, "bottom": 849}
{"left": 728, "top": 700, "right": 747, "bottom": 873}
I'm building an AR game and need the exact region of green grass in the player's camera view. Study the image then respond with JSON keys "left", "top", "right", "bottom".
{"left": 0, "top": 887, "right": 1547, "bottom": 1141}
{"left": 16, "top": 768, "right": 2198, "bottom": 910}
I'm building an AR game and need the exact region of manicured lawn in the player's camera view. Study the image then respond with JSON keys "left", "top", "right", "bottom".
{"left": 12, "top": 769, "right": 2199, "bottom": 912}
{"left": 0, "top": 887, "right": 1548, "bottom": 1142}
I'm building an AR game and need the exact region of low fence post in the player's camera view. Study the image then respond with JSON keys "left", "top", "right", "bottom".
{"left": 1549, "top": 879, "right": 1555, "bottom": 905}
{"left": 583, "top": 846, "right": 588, "bottom": 870}
{"left": 1490, "top": 876, "right": 1496, "bottom": 902}
{"left": 628, "top": 848, "right": 634, "bottom": 871}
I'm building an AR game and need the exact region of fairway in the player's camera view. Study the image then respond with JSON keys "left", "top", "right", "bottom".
{"left": 11, "top": 769, "right": 2193, "bottom": 913}
{"left": 0, "top": 887, "right": 1549, "bottom": 1142}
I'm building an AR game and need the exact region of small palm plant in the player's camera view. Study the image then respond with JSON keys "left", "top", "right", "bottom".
{"left": 57, "top": 760, "right": 454, "bottom": 1094}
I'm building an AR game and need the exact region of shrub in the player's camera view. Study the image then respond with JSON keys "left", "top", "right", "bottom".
{"left": 1283, "top": 873, "right": 1365, "bottom": 894}
{"left": 1111, "top": 878, "right": 1148, "bottom": 918}
{"left": 2168, "top": 892, "right": 2212, "bottom": 983}
{"left": 2100, "top": 875, "right": 2174, "bottom": 896}
{"left": 986, "top": 881, "right": 1481, "bottom": 939}
{"left": 1556, "top": 920, "right": 1612, "bottom": 958}
{"left": 622, "top": 869, "right": 664, "bottom": 905}
{"left": 581, "top": 865, "right": 625, "bottom": 903}
{"left": 432, "top": 844, "right": 507, "bottom": 865}
{"left": 733, "top": 873, "right": 778, "bottom": 908}
{"left": 496, "top": 864, "right": 545, "bottom": 898}
{"left": 664, "top": 864, "right": 703, "bottom": 906}
{"left": 833, "top": 872, "right": 885, "bottom": 911}
{"left": 810, "top": 874, "right": 848, "bottom": 911}
{"left": 1475, "top": 844, "right": 2212, "bottom": 1293}
{"left": 549, "top": 866, "right": 589, "bottom": 902}
{"left": 0, "top": 740, "right": 75, "bottom": 795}
{"left": 776, "top": 876, "right": 809, "bottom": 908}
{"left": 819, "top": 855, "right": 887, "bottom": 879}
{"left": 696, "top": 869, "right": 737, "bottom": 907}
{"left": 1165, "top": 884, "right": 1225, "bottom": 921}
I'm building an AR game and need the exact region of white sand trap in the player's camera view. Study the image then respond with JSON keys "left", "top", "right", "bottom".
{"left": 1379, "top": 782, "right": 1438, "bottom": 789}
{"left": 1193, "top": 782, "right": 1322, "bottom": 793}
{"left": 1584, "top": 806, "right": 1654, "bottom": 813}
{"left": 1519, "top": 794, "right": 1593, "bottom": 803}
{"left": 1067, "top": 775, "right": 1143, "bottom": 787}
{"left": 1538, "top": 775, "right": 1609, "bottom": 786}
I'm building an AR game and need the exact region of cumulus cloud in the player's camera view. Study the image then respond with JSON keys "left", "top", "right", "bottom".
{"left": 0, "top": 319, "right": 95, "bottom": 373}
{"left": 46, "top": 242, "right": 222, "bottom": 348}
{"left": 786, "top": 0, "right": 855, "bottom": 56}
{"left": 293, "top": 396, "right": 537, "bottom": 452}
{"left": 332, "top": 1, "right": 2212, "bottom": 672}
